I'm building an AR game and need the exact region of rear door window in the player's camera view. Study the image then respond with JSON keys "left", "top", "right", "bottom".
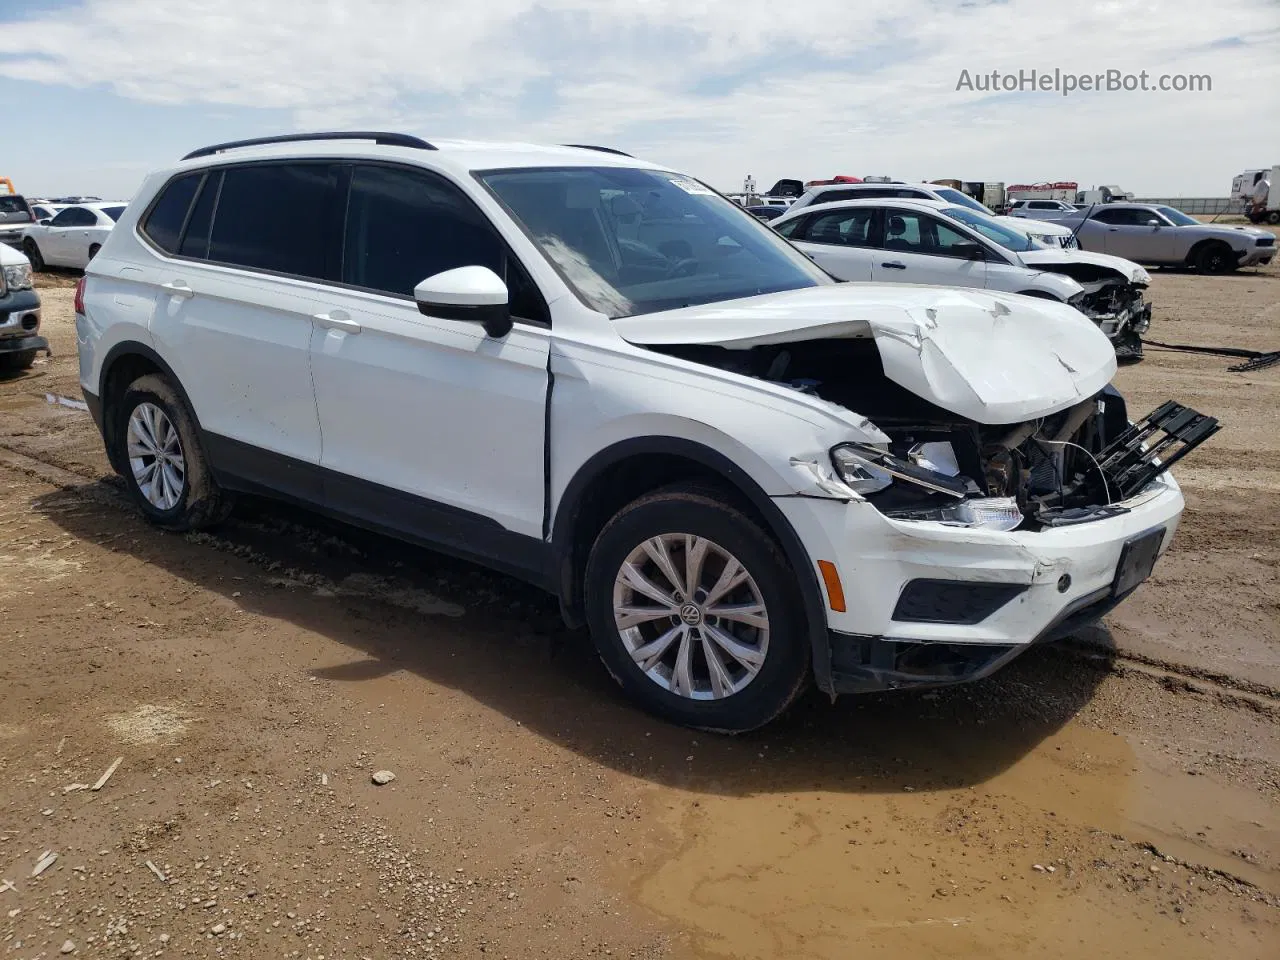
{"left": 207, "top": 163, "right": 338, "bottom": 279}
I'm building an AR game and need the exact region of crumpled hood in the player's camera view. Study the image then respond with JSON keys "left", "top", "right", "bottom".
{"left": 1018, "top": 247, "right": 1150, "bottom": 284}
{"left": 614, "top": 284, "right": 1117, "bottom": 424}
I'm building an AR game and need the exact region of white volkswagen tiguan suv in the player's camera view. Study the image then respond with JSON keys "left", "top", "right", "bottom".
{"left": 75, "top": 132, "right": 1216, "bottom": 732}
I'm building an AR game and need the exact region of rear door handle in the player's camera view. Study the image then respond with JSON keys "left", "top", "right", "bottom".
{"left": 160, "top": 281, "right": 194, "bottom": 299}
{"left": 313, "top": 310, "right": 362, "bottom": 334}
{"left": 880, "top": 261, "right": 907, "bottom": 269}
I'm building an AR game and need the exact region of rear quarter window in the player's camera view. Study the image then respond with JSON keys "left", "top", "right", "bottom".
{"left": 141, "top": 174, "right": 202, "bottom": 254}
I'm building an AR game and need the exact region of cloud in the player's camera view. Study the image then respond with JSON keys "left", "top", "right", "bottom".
{"left": 1, "top": 0, "right": 1278, "bottom": 193}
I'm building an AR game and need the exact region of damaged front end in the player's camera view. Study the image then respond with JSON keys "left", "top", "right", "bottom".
{"left": 647, "top": 335, "right": 1217, "bottom": 531}
{"left": 836, "top": 392, "right": 1218, "bottom": 531}
{"left": 1023, "top": 256, "right": 1153, "bottom": 362}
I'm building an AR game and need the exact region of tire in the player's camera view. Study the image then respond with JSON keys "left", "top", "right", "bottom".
{"left": 22, "top": 239, "right": 45, "bottom": 272}
{"left": 88, "top": 243, "right": 101, "bottom": 261}
{"left": 111, "top": 373, "right": 232, "bottom": 531}
{"left": 1267, "top": 211, "right": 1280, "bottom": 226}
{"left": 583, "top": 484, "right": 811, "bottom": 732}
{"left": 0, "top": 349, "right": 37, "bottom": 373}
{"left": 1195, "top": 242, "right": 1235, "bottom": 274}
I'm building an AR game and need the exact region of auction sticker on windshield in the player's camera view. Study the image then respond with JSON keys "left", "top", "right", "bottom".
{"left": 669, "top": 178, "right": 714, "bottom": 195}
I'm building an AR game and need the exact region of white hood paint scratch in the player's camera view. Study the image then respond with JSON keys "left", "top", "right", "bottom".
{"left": 614, "top": 284, "right": 1118, "bottom": 425}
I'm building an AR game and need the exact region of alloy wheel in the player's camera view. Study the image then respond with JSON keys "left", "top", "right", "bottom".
{"left": 126, "top": 402, "right": 186, "bottom": 510}
{"left": 611, "top": 533, "right": 770, "bottom": 700}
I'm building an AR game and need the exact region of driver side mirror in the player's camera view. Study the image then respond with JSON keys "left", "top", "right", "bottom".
{"left": 39, "top": 218, "right": 52, "bottom": 226}
{"left": 1146, "top": 219, "right": 1162, "bottom": 227}
{"left": 954, "top": 241, "right": 986, "bottom": 261}
{"left": 414, "top": 266, "right": 512, "bottom": 339}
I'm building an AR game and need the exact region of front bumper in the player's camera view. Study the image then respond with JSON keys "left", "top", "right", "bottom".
{"left": 776, "top": 472, "right": 1184, "bottom": 692}
{"left": 0, "top": 333, "right": 47, "bottom": 355}
{"left": 0, "top": 288, "right": 42, "bottom": 349}
{"left": 1238, "top": 246, "right": 1275, "bottom": 267}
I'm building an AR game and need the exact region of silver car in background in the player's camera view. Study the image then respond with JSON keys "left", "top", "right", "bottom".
{"left": 1050, "top": 203, "right": 1275, "bottom": 273}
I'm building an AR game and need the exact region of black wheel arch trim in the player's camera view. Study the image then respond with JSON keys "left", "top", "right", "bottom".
{"left": 551, "top": 435, "right": 835, "bottom": 694}
{"left": 98, "top": 341, "right": 203, "bottom": 431}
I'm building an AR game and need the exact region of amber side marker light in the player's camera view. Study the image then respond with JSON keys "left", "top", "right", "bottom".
{"left": 817, "top": 560, "right": 846, "bottom": 613}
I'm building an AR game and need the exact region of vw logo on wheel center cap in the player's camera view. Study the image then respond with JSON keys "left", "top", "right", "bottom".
{"left": 679, "top": 603, "right": 702, "bottom": 626}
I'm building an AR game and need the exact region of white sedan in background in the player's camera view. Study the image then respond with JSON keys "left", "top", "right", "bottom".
{"left": 22, "top": 202, "right": 127, "bottom": 270}
{"left": 772, "top": 197, "right": 1152, "bottom": 359}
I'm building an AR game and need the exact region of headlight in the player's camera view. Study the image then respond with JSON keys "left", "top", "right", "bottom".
{"left": 2, "top": 263, "right": 32, "bottom": 291}
{"left": 831, "top": 442, "right": 968, "bottom": 497}
{"left": 830, "top": 444, "right": 893, "bottom": 495}
{"left": 885, "top": 496, "right": 1024, "bottom": 532}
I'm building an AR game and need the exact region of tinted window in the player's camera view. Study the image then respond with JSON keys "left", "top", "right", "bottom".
{"left": 100, "top": 206, "right": 126, "bottom": 222}
{"left": 51, "top": 207, "right": 96, "bottom": 227}
{"left": 179, "top": 172, "right": 219, "bottom": 259}
{"left": 141, "top": 173, "right": 200, "bottom": 253}
{"left": 1028, "top": 201, "right": 1057, "bottom": 209}
{"left": 208, "top": 163, "right": 336, "bottom": 278}
{"left": 1092, "top": 207, "right": 1143, "bottom": 225}
{"left": 481, "top": 166, "right": 828, "bottom": 319}
{"left": 804, "top": 209, "right": 877, "bottom": 247}
{"left": 883, "top": 210, "right": 977, "bottom": 257}
{"left": 773, "top": 216, "right": 805, "bottom": 238}
{"left": 343, "top": 164, "right": 503, "bottom": 297}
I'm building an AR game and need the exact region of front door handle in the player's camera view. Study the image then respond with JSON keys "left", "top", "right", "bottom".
{"left": 880, "top": 261, "right": 907, "bottom": 269}
{"left": 160, "top": 281, "right": 194, "bottom": 299}
{"left": 313, "top": 310, "right": 362, "bottom": 334}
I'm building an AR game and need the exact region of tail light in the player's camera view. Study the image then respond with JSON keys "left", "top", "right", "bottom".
{"left": 74, "top": 276, "right": 86, "bottom": 315}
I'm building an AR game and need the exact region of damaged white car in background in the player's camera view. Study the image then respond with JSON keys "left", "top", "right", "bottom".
{"left": 773, "top": 197, "right": 1153, "bottom": 361}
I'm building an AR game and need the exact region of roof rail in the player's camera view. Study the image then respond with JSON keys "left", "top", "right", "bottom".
{"left": 182, "top": 131, "right": 436, "bottom": 161}
{"left": 562, "top": 144, "right": 633, "bottom": 158}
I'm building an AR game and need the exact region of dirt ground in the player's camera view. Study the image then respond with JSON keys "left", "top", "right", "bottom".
{"left": 1, "top": 245, "right": 1277, "bottom": 960}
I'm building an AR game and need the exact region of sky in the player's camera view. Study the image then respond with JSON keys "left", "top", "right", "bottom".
{"left": 1, "top": 0, "right": 1278, "bottom": 201}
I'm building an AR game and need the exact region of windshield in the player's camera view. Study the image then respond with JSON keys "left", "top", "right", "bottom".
{"left": 479, "top": 167, "right": 829, "bottom": 318}
{"left": 1154, "top": 205, "right": 1198, "bottom": 226}
{"left": 931, "top": 187, "right": 992, "bottom": 215}
{"left": 940, "top": 206, "right": 1035, "bottom": 253}
{"left": 100, "top": 205, "right": 126, "bottom": 222}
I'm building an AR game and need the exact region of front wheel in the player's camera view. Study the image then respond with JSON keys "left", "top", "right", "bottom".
{"left": 22, "top": 239, "right": 45, "bottom": 272}
{"left": 1267, "top": 211, "right": 1280, "bottom": 226}
{"left": 584, "top": 485, "right": 811, "bottom": 732}
{"left": 1196, "top": 242, "right": 1235, "bottom": 274}
{"left": 111, "top": 373, "right": 232, "bottom": 530}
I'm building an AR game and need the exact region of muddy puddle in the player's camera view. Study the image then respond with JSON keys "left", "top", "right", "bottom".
{"left": 630, "top": 718, "right": 1276, "bottom": 959}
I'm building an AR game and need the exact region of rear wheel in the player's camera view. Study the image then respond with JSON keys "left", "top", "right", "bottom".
{"left": 22, "top": 239, "right": 45, "bottom": 272}
{"left": 1195, "top": 242, "right": 1234, "bottom": 274}
{"left": 111, "top": 373, "right": 232, "bottom": 530}
{"left": 584, "top": 485, "right": 811, "bottom": 732}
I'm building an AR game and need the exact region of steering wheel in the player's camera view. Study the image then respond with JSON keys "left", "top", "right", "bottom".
{"left": 664, "top": 256, "right": 699, "bottom": 279}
